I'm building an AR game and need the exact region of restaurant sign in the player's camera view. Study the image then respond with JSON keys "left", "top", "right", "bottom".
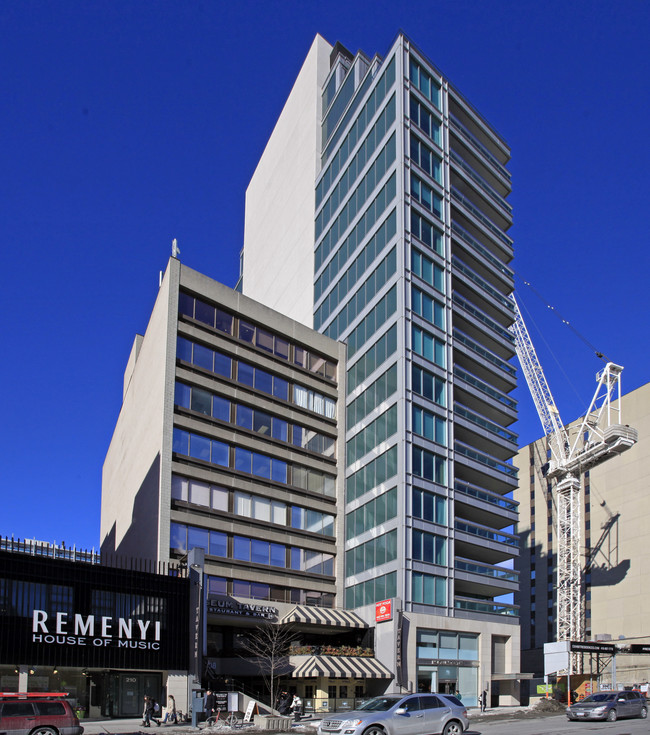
{"left": 207, "top": 596, "right": 277, "bottom": 620}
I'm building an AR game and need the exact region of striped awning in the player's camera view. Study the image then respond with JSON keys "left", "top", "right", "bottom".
{"left": 291, "top": 655, "right": 393, "bottom": 679}
{"left": 280, "top": 605, "right": 368, "bottom": 629}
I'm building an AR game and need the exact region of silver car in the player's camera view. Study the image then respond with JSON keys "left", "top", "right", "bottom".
{"left": 317, "top": 694, "right": 469, "bottom": 735}
{"left": 566, "top": 690, "right": 647, "bottom": 722}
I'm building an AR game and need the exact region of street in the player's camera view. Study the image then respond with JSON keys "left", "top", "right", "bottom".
{"left": 468, "top": 713, "right": 650, "bottom": 735}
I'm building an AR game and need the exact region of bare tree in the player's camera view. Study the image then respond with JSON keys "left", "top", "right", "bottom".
{"left": 238, "top": 623, "right": 295, "bottom": 711}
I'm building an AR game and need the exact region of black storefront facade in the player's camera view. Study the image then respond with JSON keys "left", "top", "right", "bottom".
{"left": 0, "top": 547, "right": 190, "bottom": 718}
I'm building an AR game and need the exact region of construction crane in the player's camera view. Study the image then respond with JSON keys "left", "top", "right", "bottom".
{"left": 510, "top": 294, "right": 638, "bottom": 646}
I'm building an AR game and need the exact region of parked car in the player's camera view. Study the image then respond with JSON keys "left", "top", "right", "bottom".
{"left": 317, "top": 693, "right": 468, "bottom": 735}
{"left": 566, "top": 690, "right": 647, "bottom": 722}
{"left": 0, "top": 694, "right": 84, "bottom": 735}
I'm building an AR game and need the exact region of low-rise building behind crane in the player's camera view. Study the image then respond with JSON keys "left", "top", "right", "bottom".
{"left": 514, "top": 380, "right": 650, "bottom": 689}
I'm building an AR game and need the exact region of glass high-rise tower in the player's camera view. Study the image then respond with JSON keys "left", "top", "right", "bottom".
{"left": 242, "top": 33, "right": 523, "bottom": 705}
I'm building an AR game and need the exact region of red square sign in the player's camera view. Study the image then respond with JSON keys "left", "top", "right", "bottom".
{"left": 375, "top": 599, "right": 392, "bottom": 622}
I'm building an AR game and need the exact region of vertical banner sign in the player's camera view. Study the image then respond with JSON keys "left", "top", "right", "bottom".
{"left": 395, "top": 610, "right": 403, "bottom": 688}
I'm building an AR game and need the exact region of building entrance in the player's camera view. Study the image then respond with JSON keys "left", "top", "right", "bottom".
{"left": 104, "top": 672, "right": 162, "bottom": 717}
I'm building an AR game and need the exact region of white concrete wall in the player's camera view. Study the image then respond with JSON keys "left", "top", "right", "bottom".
{"left": 101, "top": 259, "right": 179, "bottom": 561}
{"left": 242, "top": 34, "right": 332, "bottom": 327}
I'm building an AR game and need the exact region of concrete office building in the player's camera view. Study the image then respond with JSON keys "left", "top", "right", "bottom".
{"left": 241, "top": 34, "right": 523, "bottom": 705}
{"left": 514, "top": 381, "right": 650, "bottom": 686}
{"left": 102, "top": 258, "right": 402, "bottom": 711}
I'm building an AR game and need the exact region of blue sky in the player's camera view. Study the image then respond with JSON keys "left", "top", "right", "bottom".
{"left": 1, "top": 0, "right": 648, "bottom": 551}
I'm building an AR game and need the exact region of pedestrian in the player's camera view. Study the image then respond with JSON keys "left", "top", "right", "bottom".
{"left": 142, "top": 696, "right": 149, "bottom": 727}
{"left": 481, "top": 690, "right": 487, "bottom": 712}
{"left": 477, "top": 693, "right": 482, "bottom": 711}
{"left": 278, "top": 692, "right": 291, "bottom": 715}
{"left": 204, "top": 690, "right": 216, "bottom": 722}
{"left": 290, "top": 694, "right": 302, "bottom": 722}
{"left": 148, "top": 697, "right": 161, "bottom": 727}
{"left": 163, "top": 695, "right": 177, "bottom": 724}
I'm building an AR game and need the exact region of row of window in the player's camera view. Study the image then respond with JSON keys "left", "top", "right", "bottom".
{"left": 206, "top": 575, "right": 333, "bottom": 608}
{"left": 345, "top": 571, "right": 396, "bottom": 610}
{"left": 171, "top": 475, "right": 334, "bottom": 536}
{"left": 412, "top": 486, "right": 447, "bottom": 525}
{"left": 409, "top": 95, "right": 441, "bottom": 146}
{"left": 321, "top": 247, "right": 396, "bottom": 340}
{"left": 175, "top": 381, "right": 335, "bottom": 458}
{"left": 347, "top": 364, "right": 397, "bottom": 430}
{"left": 412, "top": 405, "right": 447, "bottom": 446}
{"left": 411, "top": 173, "right": 443, "bottom": 220}
{"left": 322, "top": 55, "right": 396, "bottom": 166}
{"left": 412, "top": 572, "right": 446, "bottom": 606}
{"left": 412, "top": 248, "right": 445, "bottom": 294}
{"left": 347, "top": 404, "right": 398, "bottom": 467}
{"left": 345, "top": 529, "right": 397, "bottom": 576}
{"left": 416, "top": 629, "right": 478, "bottom": 661}
{"left": 317, "top": 134, "right": 396, "bottom": 257}
{"left": 347, "top": 323, "right": 397, "bottom": 396}
{"left": 412, "top": 364, "right": 446, "bottom": 407}
{"left": 172, "top": 428, "right": 336, "bottom": 496}
{"left": 179, "top": 292, "right": 336, "bottom": 381}
{"left": 315, "top": 208, "right": 396, "bottom": 305}
{"left": 346, "top": 486, "right": 397, "bottom": 540}
{"left": 411, "top": 210, "right": 444, "bottom": 256}
{"left": 412, "top": 325, "right": 446, "bottom": 368}
{"left": 409, "top": 58, "right": 442, "bottom": 111}
{"left": 317, "top": 97, "right": 395, "bottom": 234}
{"left": 344, "top": 284, "right": 398, "bottom": 357}
{"left": 412, "top": 446, "right": 447, "bottom": 485}
{"left": 171, "top": 523, "right": 334, "bottom": 576}
{"left": 178, "top": 337, "right": 336, "bottom": 419}
{"left": 412, "top": 286, "right": 445, "bottom": 330}
{"left": 316, "top": 170, "right": 397, "bottom": 272}
{"left": 412, "top": 529, "right": 447, "bottom": 566}
{"left": 410, "top": 133, "right": 442, "bottom": 183}
{"left": 347, "top": 445, "right": 398, "bottom": 502}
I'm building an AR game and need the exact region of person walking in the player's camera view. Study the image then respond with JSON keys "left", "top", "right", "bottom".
{"left": 204, "top": 690, "right": 216, "bottom": 722}
{"left": 148, "top": 697, "right": 161, "bottom": 727}
{"left": 481, "top": 690, "right": 487, "bottom": 712}
{"left": 290, "top": 694, "right": 302, "bottom": 722}
{"left": 278, "top": 692, "right": 291, "bottom": 715}
{"left": 163, "top": 695, "right": 177, "bottom": 724}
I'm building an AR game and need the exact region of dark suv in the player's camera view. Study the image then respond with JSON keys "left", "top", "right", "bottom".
{"left": 0, "top": 697, "right": 84, "bottom": 735}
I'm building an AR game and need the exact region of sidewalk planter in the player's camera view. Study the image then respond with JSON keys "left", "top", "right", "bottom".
{"left": 253, "top": 715, "right": 291, "bottom": 731}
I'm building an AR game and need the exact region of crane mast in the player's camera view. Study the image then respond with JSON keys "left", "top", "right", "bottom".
{"left": 510, "top": 295, "right": 637, "bottom": 647}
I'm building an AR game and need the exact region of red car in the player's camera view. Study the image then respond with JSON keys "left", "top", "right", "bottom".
{"left": 0, "top": 693, "right": 84, "bottom": 735}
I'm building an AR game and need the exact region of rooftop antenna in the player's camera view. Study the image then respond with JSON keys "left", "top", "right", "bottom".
{"left": 172, "top": 238, "right": 181, "bottom": 259}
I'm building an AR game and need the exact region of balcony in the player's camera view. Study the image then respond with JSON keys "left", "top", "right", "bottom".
{"left": 454, "top": 440, "right": 518, "bottom": 493}
{"left": 454, "top": 596, "right": 519, "bottom": 617}
{"left": 452, "top": 293, "right": 516, "bottom": 359}
{"left": 453, "top": 365, "right": 517, "bottom": 426}
{"left": 453, "top": 403, "right": 518, "bottom": 460}
{"left": 451, "top": 221, "right": 514, "bottom": 287}
{"left": 449, "top": 114, "right": 511, "bottom": 184}
{"left": 453, "top": 329, "right": 517, "bottom": 394}
{"left": 455, "top": 558, "right": 519, "bottom": 597}
{"left": 454, "top": 479, "right": 518, "bottom": 529}
{"left": 452, "top": 257, "right": 514, "bottom": 325}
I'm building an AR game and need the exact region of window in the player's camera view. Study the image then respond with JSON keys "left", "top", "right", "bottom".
{"left": 412, "top": 249, "right": 444, "bottom": 294}
{"left": 412, "top": 447, "right": 446, "bottom": 485}
{"left": 412, "top": 572, "right": 446, "bottom": 605}
{"left": 412, "top": 326, "right": 445, "bottom": 368}
{"left": 412, "top": 530, "right": 447, "bottom": 565}
{"left": 409, "top": 96, "right": 441, "bottom": 145}
{"left": 411, "top": 174, "right": 443, "bottom": 220}
{"left": 410, "top": 134, "right": 442, "bottom": 183}
{"left": 411, "top": 211, "right": 443, "bottom": 255}
{"left": 412, "top": 287, "right": 445, "bottom": 329}
{"left": 412, "top": 487, "right": 447, "bottom": 525}
{"left": 412, "top": 406, "right": 446, "bottom": 445}
{"left": 409, "top": 58, "right": 441, "bottom": 110}
{"left": 412, "top": 365, "right": 446, "bottom": 406}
